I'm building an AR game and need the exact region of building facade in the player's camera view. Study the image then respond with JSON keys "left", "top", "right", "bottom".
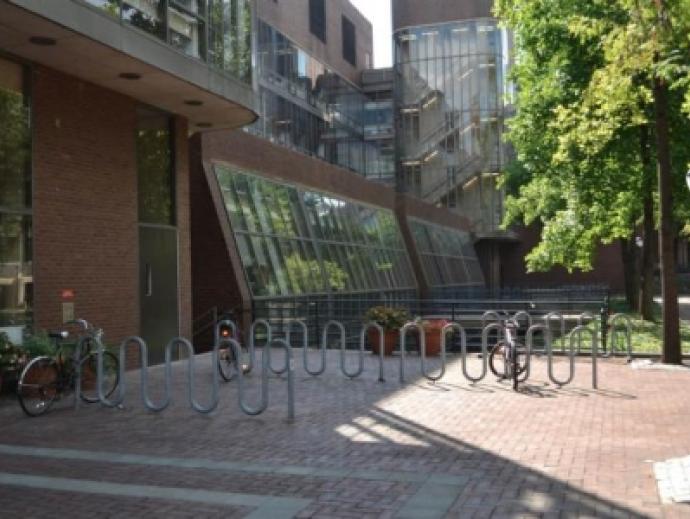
{"left": 190, "top": 0, "right": 487, "bottom": 335}
{"left": 0, "top": 0, "right": 255, "bottom": 359}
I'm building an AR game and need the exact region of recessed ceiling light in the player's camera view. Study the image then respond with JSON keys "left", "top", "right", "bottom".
{"left": 119, "top": 72, "right": 141, "bottom": 80}
{"left": 184, "top": 100, "right": 203, "bottom": 106}
{"left": 196, "top": 122, "right": 213, "bottom": 128}
{"left": 29, "top": 36, "right": 57, "bottom": 46}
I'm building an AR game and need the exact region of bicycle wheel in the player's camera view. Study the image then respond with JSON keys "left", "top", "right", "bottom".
{"left": 17, "top": 356, "right": 59, "bottom": 417}
{"left": 218, "top": 344, "right": 239, "bottom": 381}
{"left": 513, "top": 342, "right": 528, "bottom": 376}
{"left": 79, "top": 351, "right": 119, "bottom": 403}
{"left": 488, "top": 341, "right": 508, "bottom": 378}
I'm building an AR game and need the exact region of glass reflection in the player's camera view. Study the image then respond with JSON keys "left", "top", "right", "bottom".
{"left": 409, "top": 218, "right": 484, "bottom": 287}
{"left": 0, "top": 58, "right": 32, "bottom": 327}
{"left": 395, "top": 19, "right": 511, "bottom": 232}
{"left": 215, "top": 164, "right": 415, "bottom": 298}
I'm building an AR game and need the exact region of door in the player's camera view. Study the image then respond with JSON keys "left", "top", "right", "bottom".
{"left": 139, "top": 225, "right": 179, "bottom": 364}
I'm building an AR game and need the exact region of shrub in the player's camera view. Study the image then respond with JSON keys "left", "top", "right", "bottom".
{"left": 364, "top": 306, "right": 410, "bottom": 331}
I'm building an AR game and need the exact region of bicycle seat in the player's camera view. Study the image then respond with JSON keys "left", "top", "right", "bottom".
{"left": 49, "top": 331, "right": 69, "bottom": 340}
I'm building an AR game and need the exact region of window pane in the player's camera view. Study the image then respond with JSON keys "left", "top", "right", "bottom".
{"left": 137, "top": 111, "right": 174, "bottom": 225}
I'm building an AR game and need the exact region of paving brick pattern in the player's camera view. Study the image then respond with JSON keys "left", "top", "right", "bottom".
{"left": 1, "top": 350, "right": 689, "bottom": 518}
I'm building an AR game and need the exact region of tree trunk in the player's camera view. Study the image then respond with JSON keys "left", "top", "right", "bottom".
{"left": 621, "top": 238, "right": 640, "bottom": 310}
{"left": 638, "top": 125, "right": 657, "bottom": 321}
{"left": 652, "top": 75, "right": 681, "bottom": 364}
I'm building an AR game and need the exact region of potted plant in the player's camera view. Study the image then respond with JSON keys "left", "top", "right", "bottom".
{"left": 414, "top": 318, "right": 449, "bottom": 357}
{"left": 364, "top": 306, "right": 410, "bottom": 356}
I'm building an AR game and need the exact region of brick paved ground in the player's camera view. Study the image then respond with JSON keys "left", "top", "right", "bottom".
{"left": 0, "top": 349, "right": 689, "bottom": 518}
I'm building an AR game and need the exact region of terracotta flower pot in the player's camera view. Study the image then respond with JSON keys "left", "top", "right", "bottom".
{"left": 422, "top": 321, "right": 447, "bottom": 357}
{"left": 368, "top": 329, "right": 398, "bottom": 356}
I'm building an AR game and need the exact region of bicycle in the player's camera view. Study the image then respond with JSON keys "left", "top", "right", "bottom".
{"left": 216, "top": 320, "right": 250, "bottom": 381}
{"left": 488, "top": 317, "right": 528, "bottom": 390}
{"left": 17, "top": 319, "right": 119, "bottom": 416}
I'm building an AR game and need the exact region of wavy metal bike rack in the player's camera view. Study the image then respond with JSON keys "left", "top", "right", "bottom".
{"left": 399, "top": 321, "right": 422, "bottom": 383}
{"left": 444, "top": 322, "right": 484, "bottom": 383}
{"left": 420, "top": 325, "right": 446, "bottom": 382}
{"left": 576, "top": 312, "right": 597, "bottom": 354}
{"left": 330, "top": 320, "right": 362, "bottom": 379}
{"left": 523, "top": 324, "right": 551, "bottom": 382}
{"left": 244, "top": 319, "right": 272, "bottom": 374}
{"left": 544, "top": 311, "right": 566, "bottom": 354}
{"left": 568, "top": 325, "right": 599, "bottom": 389}
{"left": 607, "top": 313, "right": 633, "bottom": 361}
{"left": 546, "top": 325, "right": 576, "bottom": 386}
{"left": 361, "top": 322, "right": 385, "bottom": 383}
{"left": 95, "top": 336, "right": 220, "bottom": 414}
{"left": 220, "top": 336, "right": 295, "bottom": 422}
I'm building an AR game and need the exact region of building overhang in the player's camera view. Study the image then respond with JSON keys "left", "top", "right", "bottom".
{"left": 0, "top": 0, "right": 257, "bottom": 131}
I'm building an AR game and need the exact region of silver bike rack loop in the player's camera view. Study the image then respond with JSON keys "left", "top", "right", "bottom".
{"left": 421, "top": 325, "right": 446, "bottom": 382}
{"left": 221, "top": 337, "right": 295, "bottom": 422}
{"left": 544, "top": 311, "right": 566, "bottom": 354}
{"left": 361, "top": 322, "right": 385, "bottom": 383}
{"left": 399, "top": 321, "right": 423, "bottom": 383}
{"left": 247, "top": 319, "right": 272, "bottom": 374}
{"left": 576, "top": 312, "right": 597, "bottom": 354}
{"left": 524, "top": 324, "right": 551, "bottom": 382}
{"left": 335, "top": 321, "right": 364, "bottom": 379}
{"left": 546, "top": 325, "right": 576, "bottom": 386}
{"left": 569, "top": 325, "right": 599, "bottom": 389}
{"left": 608, "top": 313, "right": 633, "bottom": 361}
{"left": 96, "top": 336, "right": 221, "bottom": 414}
{"left": 446, "top": 322, "right": 485, "bottom": 383}
{"left": 265, "top": 321, "right": 293, "bottom": 375}
{"left": 482, "top": 310, "right": 503, "bottom": 328}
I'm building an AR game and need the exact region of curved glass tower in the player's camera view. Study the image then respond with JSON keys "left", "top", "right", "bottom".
{"left": 394, "top": 7, "right": 512, "bottom": 234}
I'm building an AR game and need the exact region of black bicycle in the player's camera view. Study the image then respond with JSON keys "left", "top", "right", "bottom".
{"left": 17, "top": 320, "right": 119, "bottom": 416}
{"left": 488, "top": 318, "right": 528, "bottom": 390}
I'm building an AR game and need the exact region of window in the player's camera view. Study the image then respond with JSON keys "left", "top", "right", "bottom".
{"left": 0, "top": 57, "right": 32, "bottom": 327}
{"left": 136, "top": 108, "right": 175, "bottom": 226}
{"left": 215, "top": 164, "right": 415, "bottom": 298}
{"left": 342, "top": 16, "right": 356, "bottom": 67}
{"left": 309, "top": 0, "right": 326, "bottom": 42}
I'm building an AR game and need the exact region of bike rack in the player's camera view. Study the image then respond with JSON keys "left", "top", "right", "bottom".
{"left": 446, "top": 322, "right": 485, "bottom": 383}
{"left": 544, "top": 311, "right": 566, "bottom": 354}
{"left": 546, "top": 324, "right": 575, "bottom": 386}
{"left": 420, "top": 326, "right": 446, "bottom": 382}
{"left": 607, "top": 313, "right": 633, "bottom": 361}
{"left": 334, "top": 321, "right": 364, "bottom": 379}
{"left": 95, "top": 336, "right": 220, "bottom": 414}
{"left": 361, "top": 322, "right": 385, "bottom": 382}
{"left": 568, "top": 325, "right": 599, "bottom": 389}
{"left": 220, "top": 336, "right": 295, "bottom": 422}
{"left": 399, "top": 321, "right": 422, "bottom": 383}
{"left": 523, "top": 324, "right": 551, "bottom": 382}
{"left": 246, "top": 319, "right": 272, "bottom": 374}
{"left": 576, "top": 312, "right": 597, "bottom": 354}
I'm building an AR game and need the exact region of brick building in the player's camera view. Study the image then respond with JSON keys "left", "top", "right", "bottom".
{"left": 0, "top": 0, "right": 255, "bottom": 361}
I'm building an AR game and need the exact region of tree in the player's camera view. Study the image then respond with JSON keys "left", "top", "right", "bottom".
{"left": 495, "top": 0, "right": 690, "bottom": 361}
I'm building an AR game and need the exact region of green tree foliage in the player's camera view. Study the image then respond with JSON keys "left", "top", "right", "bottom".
{"left": 495, "top": 0, "right": 690, "bottom": 272}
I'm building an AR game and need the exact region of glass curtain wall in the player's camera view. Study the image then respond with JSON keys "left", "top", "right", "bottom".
{"left": 0, "top": 58, "right": 32, "bottom": 327}
{"left": 214, "top": 164, "right": 415, "bottom": 299}
{"left": 249, "top": 20, "right": 390, "bottom": 181}
{"left": 395, "top": 19, "right": 509, "bottom": 232}
{"left": 408, "top": 218, "right": 484, "bottom": 288}
{"left": 81, "top": 0, "right": 252, "bottom": 83}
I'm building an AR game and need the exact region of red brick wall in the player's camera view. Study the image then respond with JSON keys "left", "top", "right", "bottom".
{"left": 174, "top": 116, "right": 192, "bottom": 339}
{"left": 189, "top": 135, "right": 246, "bottom": 346}
{"left": 500, "top": 224, "right": 626, "bottom": 291}
{"left": 32, "top": 66, "right": 192, "bottom": 345}
{"left": 32, "top": 66, "right": 139, "bottom": 343}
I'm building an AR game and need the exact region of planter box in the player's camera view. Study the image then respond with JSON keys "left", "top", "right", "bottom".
{"left": 368, "top": 329, "right": 398, "bottom": 356}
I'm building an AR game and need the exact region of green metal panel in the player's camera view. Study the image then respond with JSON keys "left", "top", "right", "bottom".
{"left": 139, "top": 225, "right": 179, "bottom": 364}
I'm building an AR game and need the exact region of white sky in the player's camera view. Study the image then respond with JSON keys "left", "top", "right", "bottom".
{"left": 350, "top": 0, "right": 393, "bottom": 68}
